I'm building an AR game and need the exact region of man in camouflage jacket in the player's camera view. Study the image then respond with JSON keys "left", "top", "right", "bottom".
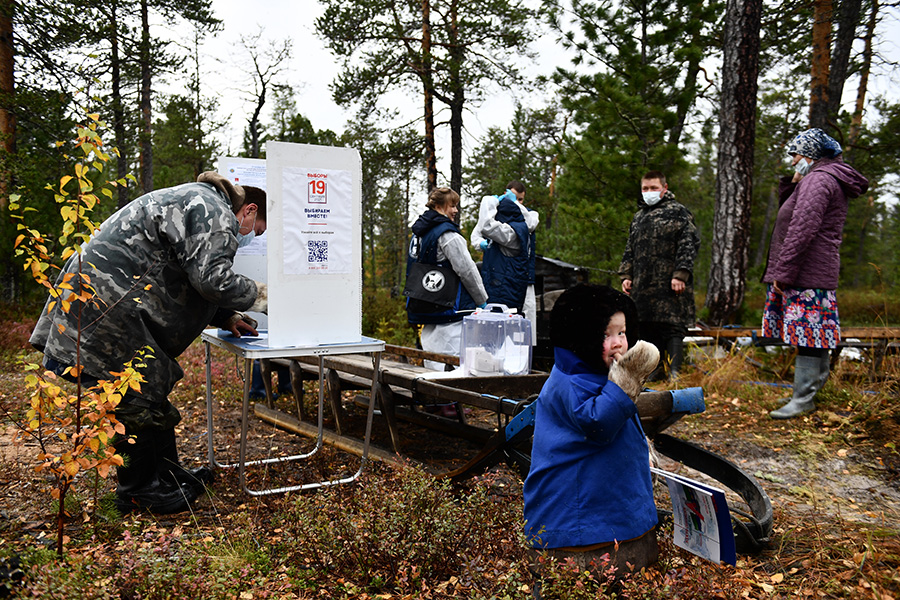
{"left": 30, "top": 171, "right": 268, "bottom": 513}
{"left": 618, "top": 170, "right": 700, "bottom": 380}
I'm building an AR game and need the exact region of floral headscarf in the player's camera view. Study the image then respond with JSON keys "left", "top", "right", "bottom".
{"left": 786, "top": 128, "right": 842, "bottom": 160}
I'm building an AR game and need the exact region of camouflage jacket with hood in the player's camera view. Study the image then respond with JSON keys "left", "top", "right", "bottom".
{"left": 618, "top": 190, "right": 701, "bottom": 327}
{"left": 30, "top": 173, "right": 261, "bottom": 405}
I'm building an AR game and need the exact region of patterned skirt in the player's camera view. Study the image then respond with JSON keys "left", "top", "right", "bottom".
{"left": 762, "top": 284, "right": 841, "bottom": 349}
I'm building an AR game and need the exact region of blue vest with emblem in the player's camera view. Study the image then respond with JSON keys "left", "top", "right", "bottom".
{"left": 406, "top": 215, "right": 476, "bottom": 324}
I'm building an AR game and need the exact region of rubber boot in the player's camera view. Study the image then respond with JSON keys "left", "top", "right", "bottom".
{"left": 770, "top": 352, "right": 830, "bottom": 419}
{"left": 666, "top": 336, "right": 685, "bottom": 380}
{"left": 156, "top": 428, "right": 215, "bottom": 494}
{"left": 114, "top": 431, "right": 200, "bottom": 514}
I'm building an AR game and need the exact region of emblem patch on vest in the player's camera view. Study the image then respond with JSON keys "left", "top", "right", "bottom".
{"left": 422, "top": 270, "right": 446, "bottom": 292}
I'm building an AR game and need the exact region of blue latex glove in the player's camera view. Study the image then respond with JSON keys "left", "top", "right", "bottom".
{"left": 499, "top": 189, "right": 517, "bottom": 203}
{"left": 479, "top": 240, "right": 491, "bottom": 251}
{"left": 478, "top": 303, "right": 488, "bottom": 309}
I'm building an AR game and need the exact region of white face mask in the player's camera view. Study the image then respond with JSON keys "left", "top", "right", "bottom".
{"left": 794, "top": 158, "right": 812, "bottom": 176}
{"left": 642, "top": 191, "right": 663, "bottom": 206}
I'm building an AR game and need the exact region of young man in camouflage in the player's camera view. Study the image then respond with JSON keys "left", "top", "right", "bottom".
{"left": 30, "top": 172, "right": 268, "bottom": 513}
{"left": 618, "top": 171, "right": 700, "bottom": 380}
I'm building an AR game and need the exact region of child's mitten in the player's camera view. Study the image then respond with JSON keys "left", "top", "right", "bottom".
{"left": 608, "top": 340, "right": 659, "bottom": 399}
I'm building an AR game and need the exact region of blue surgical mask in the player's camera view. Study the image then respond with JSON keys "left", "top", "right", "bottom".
{"left": 236, "top": 211, "right": 257, "bottom": 248}
{"left": 794, "top": 158, "right": 812, "bottom": 176}
{"left": 642, "top": 191, "right": 663, "bottom": 206}
{"left": 236, "top": 230, "right": 255, "bottom": 248}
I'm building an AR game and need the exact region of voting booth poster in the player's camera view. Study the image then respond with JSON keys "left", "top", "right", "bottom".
{"left": 265, "top": 142, "right": 362, "bottom": 347}
{"left": 218, "top": 144, "right": 362, "bottom": 348}
{"left": 282, "top": 167, "right": 353, "bottom": 275}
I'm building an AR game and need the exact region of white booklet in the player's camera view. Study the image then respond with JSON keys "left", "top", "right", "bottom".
{"left": 651, "top": 467, "right": 737, "bottom": 566}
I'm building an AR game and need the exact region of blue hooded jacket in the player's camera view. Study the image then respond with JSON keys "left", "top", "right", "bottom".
{"left": 523, "top": 347, "right": 658, "bottom": 548}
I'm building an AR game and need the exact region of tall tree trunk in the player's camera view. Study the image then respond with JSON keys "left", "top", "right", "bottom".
{"left": 825, "top": 0, "right": 862, "bottom": 129}
{"left": 109, "top": 0, "right": 129, "bottom": 208}
{"left": 190, "top": 30, "right": 204, "bottom": 178}
{"left": 139, "top": 0, "right": 153, "bottom": 193}
{"left": 422, "top": 0, "right": 437, "bottom": 191}
{"left": 706, "top": 0, "right": 761, "bottom": 325}
{"left": 848, "top": 0, "right": 877, "bottom": 155}
{"left": 0, "top": 0, "right": 16, "bottom": 303}
{"left": 448, "top": 0, "right": 463, "bottom": 197}
{"left": 248, "top": 86, "right": 265, "bottom": 158}
{"left": 0, "top": 0, "right": 14, "bottom": 200}
{"left": 808, "top": 0, "right": 833, "bottom": 129}
{"left": 668, "top": 38, "right": 701, "bottom": 148}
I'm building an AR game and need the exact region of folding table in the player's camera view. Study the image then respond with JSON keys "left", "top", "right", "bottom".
{"left": 201, "top": 329, "right": 384, "bottom": 496}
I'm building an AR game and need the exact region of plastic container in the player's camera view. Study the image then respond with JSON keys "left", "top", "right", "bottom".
{"left": 459, "top": 304, "right": 532, "bottom": 376}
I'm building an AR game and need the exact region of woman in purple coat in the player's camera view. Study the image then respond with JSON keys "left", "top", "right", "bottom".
{"left": 763, "top": 128, "right": 868, "bottom": 419}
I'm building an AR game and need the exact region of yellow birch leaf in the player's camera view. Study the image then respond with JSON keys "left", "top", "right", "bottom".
{"left": 29, "top": 420, "right": 40, "bottom": 430}
{"left": 64, "top": 461, "right": 79, "bottom": 477}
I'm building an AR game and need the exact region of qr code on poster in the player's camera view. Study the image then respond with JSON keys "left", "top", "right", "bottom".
{"left": 307, "top": 240, "right": 328, "bottom": 263}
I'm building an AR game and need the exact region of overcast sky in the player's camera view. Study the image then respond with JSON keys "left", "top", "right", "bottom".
{"left": 190, "top": 0, "right": 560, "bottom": 168}
{"left": 180, "top": 0, "right": 900, "bottom": 190}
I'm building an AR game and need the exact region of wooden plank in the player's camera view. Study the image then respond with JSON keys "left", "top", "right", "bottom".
{"left": 384, "top": 344, "right": 459, "bottom": 366}
{"left": 692, "top": 326, "right": 900, "bottom": 341}
{"left": 253, "top": 403, "right": 437, "bottom": 473}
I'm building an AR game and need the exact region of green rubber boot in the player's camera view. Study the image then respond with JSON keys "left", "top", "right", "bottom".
{"left": 770, "top": 352, "right": 830, "bottom": 419}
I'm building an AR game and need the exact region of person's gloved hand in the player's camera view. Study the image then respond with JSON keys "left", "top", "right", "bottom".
{"left": 499, "top": 189, "right": 517, "bottom": 203}
{"left": 608, "top": 340, "right": 659, "bottom": 399}
{"left": 479, "top": 240, "right": 491, "bottom": 251}
{"left": 478, "top": 302, "right": 488, "bottom": 309}
{"left": 249, "top": 281, "right": 268, "bottom": 314}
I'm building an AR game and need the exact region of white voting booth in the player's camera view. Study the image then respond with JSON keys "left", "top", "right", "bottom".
{"left": 207, "top": 143, "right": 381, "bottom": 496}
{"left": 219, "top": 142, "right": 362, "bottom": 345}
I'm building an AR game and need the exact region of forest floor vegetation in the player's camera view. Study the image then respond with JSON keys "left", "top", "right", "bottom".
{"left": 0, "top": 307, "right": 898, "bottom": 599}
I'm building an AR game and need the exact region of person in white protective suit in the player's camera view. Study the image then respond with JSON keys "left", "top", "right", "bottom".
{"left": 471, "top": 180, "right": 539, "bottom": 344}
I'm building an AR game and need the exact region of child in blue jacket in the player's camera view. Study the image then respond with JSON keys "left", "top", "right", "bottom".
{"left": 524, "top": 284, "right": 660, "bottom": 582}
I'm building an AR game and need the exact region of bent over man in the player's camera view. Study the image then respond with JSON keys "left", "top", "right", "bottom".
{"left": 30, "top": 172, "right": 268, "bottom": 514}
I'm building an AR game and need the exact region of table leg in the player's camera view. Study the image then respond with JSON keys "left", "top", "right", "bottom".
{"left": 205, "top": 341, "right": 217, "bottom": 468}
{"left": 238, "top": 357, "right": 254, "bottom": 494}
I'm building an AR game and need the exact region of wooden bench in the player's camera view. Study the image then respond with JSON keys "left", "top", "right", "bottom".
{"left": 691, "top": 326, "right": 900, "bottom": 377}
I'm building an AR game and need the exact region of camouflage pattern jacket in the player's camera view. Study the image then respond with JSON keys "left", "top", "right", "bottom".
{"left": 30, "top": 181, "right": 259, "bottom": 405}
{"left": 618, "top": 191, "right": 700, "bottom": 327}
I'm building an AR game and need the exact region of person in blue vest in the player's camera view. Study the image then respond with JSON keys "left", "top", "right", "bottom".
{"left": 406, "top": 187, "right": 488, "bottom": 371}
{"left": 524, "top": 284, "right": 660, "bottom": 588}
{"left": 475, "top": 181, "right": 538, "bottom": 324}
